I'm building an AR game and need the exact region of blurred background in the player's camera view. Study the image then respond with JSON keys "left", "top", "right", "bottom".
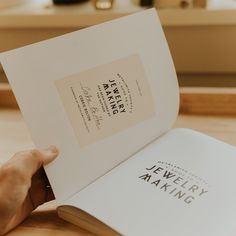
{"left": 0, "top": 0, "right": 236, "bottom": 112}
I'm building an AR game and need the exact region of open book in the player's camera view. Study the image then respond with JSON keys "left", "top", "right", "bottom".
{"left": 1, "top": 9, "right": 236, "bottom": 236}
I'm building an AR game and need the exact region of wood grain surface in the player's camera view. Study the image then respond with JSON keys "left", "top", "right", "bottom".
{"left": 2, "top": 85, "right": 236, "bottom": 115}
{"left": 180, "top": 87, "right": 236, "bottom": 115}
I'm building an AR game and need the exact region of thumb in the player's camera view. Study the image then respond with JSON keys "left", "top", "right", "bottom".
{"left": 9, "top": 146, "right": 59, "bottom": 177}
{"left": 39, "top": 146, "right": 59, "bottom": 165}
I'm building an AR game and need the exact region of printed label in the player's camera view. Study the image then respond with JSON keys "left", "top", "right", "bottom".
{"left": 139, "top": 161, "right": 210, "bottom": 205}
{"left": 55, "top": 54, "right": 155, "bottom": 146}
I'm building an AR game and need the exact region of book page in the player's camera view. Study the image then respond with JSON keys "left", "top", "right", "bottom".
{"left": 0, "top": 9, "right": 179, "bottom": 202}
{"left": 64, "top": 128, "right": 236, "bottom": 236}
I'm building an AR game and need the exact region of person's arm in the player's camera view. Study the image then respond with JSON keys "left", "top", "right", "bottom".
{"left": 0, "top": 146, "right": 59, "bottom": 235}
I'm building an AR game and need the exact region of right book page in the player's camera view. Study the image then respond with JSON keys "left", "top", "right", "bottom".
{"left": 63, "top": 128, "right": 236, "bottom": 236}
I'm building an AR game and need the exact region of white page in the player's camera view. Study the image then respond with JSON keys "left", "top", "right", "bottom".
{"left": 65, "top": 128, "right": 236, "bottom": 236}
{"left": 0, "top": 9, "right": 179, "bottom": 203}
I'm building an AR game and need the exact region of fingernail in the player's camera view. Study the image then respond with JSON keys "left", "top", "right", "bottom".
{"left": 45, "top": 146, "right": 59, "bottom": 155}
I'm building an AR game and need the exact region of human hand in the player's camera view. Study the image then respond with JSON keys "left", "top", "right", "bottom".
{"left": 0, "top": 146, "right": 59, "bottom": 235}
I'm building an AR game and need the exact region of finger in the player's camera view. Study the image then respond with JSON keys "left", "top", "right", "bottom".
{"left": 5, "top": 146, "right": 59, "bottom": 178}
{"left": 38, "top": 146, "right": 59, "bottom": 165}
{"left": 25, "top": 146, "right": 59, "bottom": 176}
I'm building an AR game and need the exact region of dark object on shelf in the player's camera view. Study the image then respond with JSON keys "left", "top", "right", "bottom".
{"left": 140, "top": 0, "right": 153, "bottom": 6}
{"left": 180, "top": 0, "right": 190, "bottom": 8}
{"left": 53, "top": 0, "right": 88, "bottom": 4}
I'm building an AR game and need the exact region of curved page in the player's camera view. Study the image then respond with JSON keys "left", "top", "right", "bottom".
{"left": 0, "top": 9, "right": 179, "bottom": 202}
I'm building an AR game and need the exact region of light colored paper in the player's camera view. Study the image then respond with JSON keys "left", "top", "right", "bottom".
{"left": 0, "top": 9, "right": 179, "bottom": 202}
{"left": 65, "top": 128, "right": 236, "bottom": 236}
{"left": 55, "top": 54, "right": 155, "bottom": 147}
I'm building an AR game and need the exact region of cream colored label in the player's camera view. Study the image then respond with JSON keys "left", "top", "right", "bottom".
{"left": 55, "top": 54, "right": 155, "bottom": 147}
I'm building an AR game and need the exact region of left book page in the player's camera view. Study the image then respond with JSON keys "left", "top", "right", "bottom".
{"left": 0, "top": 9, "right": 179, "bottom": 203}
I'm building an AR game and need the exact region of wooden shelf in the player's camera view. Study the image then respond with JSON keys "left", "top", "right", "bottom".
{"left": 0, "top": 83, "right": 18, "bottom": 108}
{"left": 0, "top": 0, "right": 236, "bottom": 28}
{"left": 180, "top": 87, "right": 236, "bottom": 115}
{"left": 1, "top": 84, "right": 236, "bottom": 115}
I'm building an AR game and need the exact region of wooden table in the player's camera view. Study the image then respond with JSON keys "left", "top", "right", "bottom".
{"left": 1, "top": 108, "right": 236, "bottom": 235}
